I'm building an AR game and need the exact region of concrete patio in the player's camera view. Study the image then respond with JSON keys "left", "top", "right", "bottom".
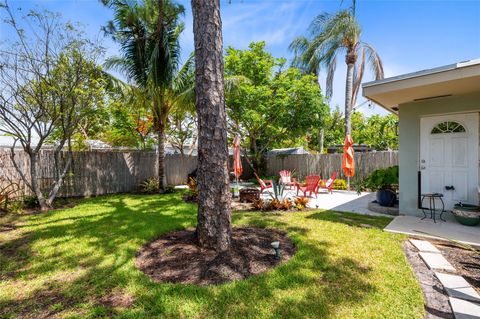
{"left": 385, "top": 215, "right": 480, "bottom": 247}
{"left": 259, "top": 188, "right": 384, "bottom": 216}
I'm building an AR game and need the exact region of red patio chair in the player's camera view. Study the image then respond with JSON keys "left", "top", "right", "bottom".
{"left": 296, "top": 175, "right": 321, "bottom": 198}
{"left": 279, "top": 170, "right": 296, "bottom": 189}
{"left": 254, "top": 172, "right": 273, "bottom": 194}
{"left": 319, "top": 171, "right": 338, "bottom": 194}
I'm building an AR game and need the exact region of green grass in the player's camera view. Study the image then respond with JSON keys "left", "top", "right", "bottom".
{"left": 0, "top": 193, "right": 424, "bottom": 318}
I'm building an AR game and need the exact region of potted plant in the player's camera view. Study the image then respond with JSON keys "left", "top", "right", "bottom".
{"left": 363, "top": 166, "right": 399, "bottom": 207}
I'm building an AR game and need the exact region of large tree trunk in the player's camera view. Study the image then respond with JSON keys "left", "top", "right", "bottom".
{"left": 192, "top": 0, "right": 231, "bottom": 252}
{"left": 344, "top": 60, "right": 355, "bottom": 137}
{"left": 157, "top": 122, "right": 166, "bottom": 192}
{"left": 29, "top": 153, "right": 49, "bottom": 211}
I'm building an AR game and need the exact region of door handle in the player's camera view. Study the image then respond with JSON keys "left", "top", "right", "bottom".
{"left": 445, "top": 185, "right": 455, "bottom": 191}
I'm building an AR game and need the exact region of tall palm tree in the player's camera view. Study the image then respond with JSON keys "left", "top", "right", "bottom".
{"left": 103, "top": 0, "right": 187, "bottom": 191}
{"left": 290, "top": 5, "right": 384, "bottom": 137}
{"left": 191, "top": 0, "right": 231, "bottom": 252}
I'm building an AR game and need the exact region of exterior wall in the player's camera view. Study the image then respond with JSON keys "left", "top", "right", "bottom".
{"left": 399, "top": 91, "right": 480, "bottom": 216}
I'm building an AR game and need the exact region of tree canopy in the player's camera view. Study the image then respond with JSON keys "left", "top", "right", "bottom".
{"left": 225, "top": 42, "right": 329, "bottom": 164}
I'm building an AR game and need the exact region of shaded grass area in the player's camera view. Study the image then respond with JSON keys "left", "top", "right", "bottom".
{"left": 0, "top": 193, "right": 424, "bottom": 318}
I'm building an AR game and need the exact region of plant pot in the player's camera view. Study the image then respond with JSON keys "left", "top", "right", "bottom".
{"left": 376, "top": 189, "right": 396, "bottom": 207}
{"left": 452, "top": 204, "right": 480, "bottom": 226}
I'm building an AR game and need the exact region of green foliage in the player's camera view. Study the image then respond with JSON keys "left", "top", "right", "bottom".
{"left": 363, "top": 166, "right": 399, "bottom": 191}
{"left": 225, "top": 42, "right": 329, "bottom": 163}
{"left": 316, "top": 107, "right": 398, "bottom": 151}
{"left": 332, "top": 179, "right": 348, "bottom": 190}
{"left": 271, "top": 180, "right": 285, "bottom": 200}
{"left": 139, "top": 178, "right": 160, "bottom": 194}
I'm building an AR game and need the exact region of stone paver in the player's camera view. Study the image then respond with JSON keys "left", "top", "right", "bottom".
{"left": 449, "top": 297, "right": 480, "bottom": 319}
{"left": 419, "top": 252, "right": 456, "bottom": 272}
{"left": 410, "top": 239, "right": 441, "bottom": 253}
{"left": 435, "top": 272, "right": 480, "bottom": 303}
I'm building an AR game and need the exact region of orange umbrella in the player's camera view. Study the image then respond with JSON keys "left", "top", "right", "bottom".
{"left": 342, "top": 134, "right": 355, "bottom": 178}
{"left": 233, "top": 135, "right": 243, "bottom": 178}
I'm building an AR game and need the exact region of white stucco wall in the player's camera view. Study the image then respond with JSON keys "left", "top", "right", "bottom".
{"left": 398, "top": 91, "right": 480, "bottom": 216}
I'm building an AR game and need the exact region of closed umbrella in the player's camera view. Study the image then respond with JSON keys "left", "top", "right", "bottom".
{"left": 233, "top": 135, "right": 242, "bottom": 197}
{"left": 342, "top": 135, "right": 355, "bottom": 190}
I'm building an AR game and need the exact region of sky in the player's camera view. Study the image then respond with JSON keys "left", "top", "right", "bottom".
{"left": 1, "top": 0, "right": 480, "bottom": 117}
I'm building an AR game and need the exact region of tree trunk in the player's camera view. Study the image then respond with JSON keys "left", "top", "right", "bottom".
{"left": 344, "top": 61, "right": 355, "bottom": 137}
{"left": 157, "top": 119, "right": 166, "bottom": 192}
{"left": 29, "top": 153, "right": 49, "bottom": 211}
{"left": 192, "top": 0, "right": 231, "bottom": 252}
{"left": 319, "top": 128, "right": 324, "bottom": 154}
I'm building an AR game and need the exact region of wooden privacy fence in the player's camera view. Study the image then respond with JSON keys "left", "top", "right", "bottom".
{"left": 265, "top": 151, "right": 398, "bottom": 180}
{"left": 0, "top": 148, "right": 396, "bottom": 199}
{"left": 0, "top": 148, "right": 253, "bottom": 198}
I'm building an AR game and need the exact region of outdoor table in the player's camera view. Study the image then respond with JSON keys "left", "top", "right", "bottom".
{"left": 420, "top": 193, "right": 446, "bottom": 223}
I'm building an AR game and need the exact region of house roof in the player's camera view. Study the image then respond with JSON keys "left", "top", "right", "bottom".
{"left": 265, "top": 147, "right": 311, "bottom": 156}
{"left": 362, "top": 58, "right": 480, "bottom": 114}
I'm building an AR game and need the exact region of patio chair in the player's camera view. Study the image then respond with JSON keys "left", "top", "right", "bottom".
{"left": 319, "top": 171, "right": 338, "bottom": 194}
{"left": 254, "top": 172, "right": 273, "bottom": 194}
{"left": 279, "top": 170, "right": 296, "bottom": 189}
{"left": 296, "top": 175, "right": 321, "bottom": 198}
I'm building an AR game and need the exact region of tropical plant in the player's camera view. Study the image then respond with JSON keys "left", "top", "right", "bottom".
{"left": 290, "top": 1, "right": 384, "bottom": 137}
{"left": 269, "top": 180, "right": 285, "bottom": 200}
{"left": 139, "top": 178, "right": 160, "bottom": 193}
{"left": 294, "top": 197, "right": 310, "bottom": 210}
{"left": 363, "top": 166, "right": 399, "bottom": 191}
{"left": 103, "top": 0, "right": 194, "bottom": 192}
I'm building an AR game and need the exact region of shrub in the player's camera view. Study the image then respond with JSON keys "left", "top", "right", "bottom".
{"left": 359, "top": 165, "right": 399, "bottom": 192}
{"left": 22, "top": 195, "right": 39, "bottom": 209}
{"left": 294, "top": 197, "right": 309, "bottom": 210}
{"left": 332, "top": 179, "right": 347, "bottom": 190}
{"left": 139, "top": 178, "right": 160, "bottom": 193}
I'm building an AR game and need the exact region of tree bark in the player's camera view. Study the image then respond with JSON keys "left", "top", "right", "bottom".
{"left": 192, "top": 0, "right": 231, "bottom": 252}
{"left": 319, "top": 128, "right": 324, "bottom": 154}
{"left": 344, "top": 61, "right": 355, "bottom": 137}
{"left": 157, "top": 120, "right": 166, "bottom": 192}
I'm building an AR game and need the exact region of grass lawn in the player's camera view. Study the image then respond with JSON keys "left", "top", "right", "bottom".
{"left": 0, "top": 193, "right": 424, "bottom": 318}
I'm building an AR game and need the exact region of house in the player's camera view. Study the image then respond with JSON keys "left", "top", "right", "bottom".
{"left": 265, "top": 147, "right": 311, "bottom": 156}
{"left": 363, "top": 59, "right": 480, "bottom": 216}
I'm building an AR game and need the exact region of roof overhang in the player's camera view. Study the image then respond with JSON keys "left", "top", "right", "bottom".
{"left": 362, "top": 59, "right": 480, "bottom": 114}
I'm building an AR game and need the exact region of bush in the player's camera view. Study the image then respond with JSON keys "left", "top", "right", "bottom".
{"left": 358, "top": 166, "right": 399, "bottom": 193}
{"left": 22, "top": 195, "right": 39, "bottom": 209}
{"left": 332, "top": 179, "right": 347, "bottom": 190}
{"left": 139, "top": 178, "right": 160, "bottom": 194}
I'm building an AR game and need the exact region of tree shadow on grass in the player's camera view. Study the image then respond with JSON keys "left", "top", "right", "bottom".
{"left": 306, "top": 210, "right": 393, "bottom": 229}
{"left": 1, "top": 194, "right": 381, "bottom": 318}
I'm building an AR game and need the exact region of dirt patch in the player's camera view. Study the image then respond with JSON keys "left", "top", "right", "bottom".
{"left": 403, "top": 241, "right": 454, "bottom": 319}
{"left": 136, "top": 227, "right": 295, "bottom": 286}
{"left": 435, "top": 242, "right": 480, "bottom": 294}
{"left": 99, "top": 288, "right": 134, "bottom": 309}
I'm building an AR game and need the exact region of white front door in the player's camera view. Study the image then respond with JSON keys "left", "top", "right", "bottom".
{"left": 420, "top": 113, "right": 478, "bottom": 210}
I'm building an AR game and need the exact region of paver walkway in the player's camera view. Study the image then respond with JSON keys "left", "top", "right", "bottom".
{"left": 409, "top": 239, "right": 480, "bottom": 319}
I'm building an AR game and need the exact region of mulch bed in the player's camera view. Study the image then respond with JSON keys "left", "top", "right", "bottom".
{"left": 403, "top": 240, "right": 454, "bottom": 319}
{"left": 136, "top": 227, "right": 295, "bottom": 286}
{"left": 435, "top": 242, "right": 480, "bottom": 294}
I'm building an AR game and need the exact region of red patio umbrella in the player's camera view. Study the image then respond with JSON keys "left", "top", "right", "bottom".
{"left": 342, "top": 134, "right": 355, "bottom": 189}
{"left": 233, "top": 135, "right": 243, "bottom": 178}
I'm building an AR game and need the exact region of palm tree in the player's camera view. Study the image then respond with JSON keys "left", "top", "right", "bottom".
{"left": 103, "top": 0, "right": 187, "bottom": 192}
{"left": 191, "top": 0, "right": 231, "bottom": 252}
{"left": 290, "top": 4, "right": 384, "bottom": 137}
